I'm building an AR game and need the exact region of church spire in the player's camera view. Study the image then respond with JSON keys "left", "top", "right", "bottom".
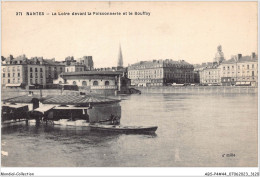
{"left": 117, "top": 44, "right": 123, "bottom": 68}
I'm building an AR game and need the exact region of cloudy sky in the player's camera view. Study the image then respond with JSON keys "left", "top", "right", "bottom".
{"left": 2, "top": 1, "right": 258, "bottom": 67}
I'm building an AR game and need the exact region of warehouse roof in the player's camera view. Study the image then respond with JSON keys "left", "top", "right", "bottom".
{"left": 42, "top": 95, "right": 120, "bottom": 105}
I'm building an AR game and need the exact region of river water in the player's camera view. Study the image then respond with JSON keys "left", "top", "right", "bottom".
{"left": 1, "top": 90, "right": 258, "bottom": 167}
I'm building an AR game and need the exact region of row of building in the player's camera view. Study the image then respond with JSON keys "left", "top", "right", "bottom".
{"left": 1, "top": 54, "right": 94, "bottom": 89}
{"left": 1, "top": 45, "right": 258, "bottom": 92}
{"left": 195, "top": 46, "right": 258, "bottom": 86}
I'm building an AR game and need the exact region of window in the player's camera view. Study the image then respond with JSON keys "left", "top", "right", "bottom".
{"left": 13, "top": 73, "right": 15, "bottom": 77}
{"left": 227, "top": 66, "right": 230, "bottom": 70}
{"left": 238, "top": 66, "right": 240, "bottom": 70}
{"left": 252, "top": 64, "right": 254, "bottom": 68}
{"left": 3, "top": 73, "right": 5, "bottom": 77}
{"left": 30, "top": 67, "right": 33, "bottom": 72}
{"left": 40, "top": 68, "right": 43, "bottom": 72}
{"left": 232, "top": 66, "right": 234, "bottom": 69}
{"left": 60, "top": 67, "right": 62, "bottom": 71}
{"left": 35, "top": 68, "right": 38, "bottom": 72}
{"left": 8, "top": 79, "right": 10, "bottom": 83}
{"left": 40, "top": 73, "right": 43, "bottom": 78}
{"left": 247, "top": 65, "right": 249, "bottom": 69}
{"left": 8, "top": 73, "right": 10, "bottom": 77}
{"left": 30, "top": 79, "right": 33, "bottom": 84}
{"left": 40, "top": 79, "right": 43, "bottom": 84}
{"left": 105, "top": 81, "right": 110, "bottom": 86}
{"left": 3, "top": 68, "right": 5, "bottom": 72}
{"left": 93, "top": 81, "right": 98, "bottom": 86}
{"left": 252, "top": 71, "right": 254, "bottom": 76}
{"left": 18, "top": 73, "right": 20, "bottom": 77}
{"left": 82, "top": 81, "right": 87, "bottom": 86}
{"left": 30, "top": 73, "right": 33, "bottom": 78}
{"left": 73, "top": 81, "right": 77, "bottom": 85}
{"left": 35, "top": 79, "right": 38, "bottom": 84}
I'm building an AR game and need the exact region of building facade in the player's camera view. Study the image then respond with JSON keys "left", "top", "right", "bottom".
{"left": 198, "top": 52, "right": 258, "bottom": 86}
{"left": 27, "top": 64, "right": 46, "bottom": 87}
{"left": 43, "top": 59, "right": 65, "bottom": 86}
{"left": 77, "top": 56, "right": 94, "bottom": 70}
{"left": 65, "top": 64, "right": 85, "bottom": 72}
{"left": 128, "top": 59, "right": 194, "bottom": 86}
{"left": 220, "top": 53, "right": 258, "bottom": 86}
{"left": 1, "top": 55, "right": 65, "bottom": 89}
{"left": 54, "top": 71, "right": 130, "bottom": 94}
{"left": 1, "top": 65, "right": 26, "bottom": 88}
{"left": 199, "top": 66, "right": 221, "bottom": 85}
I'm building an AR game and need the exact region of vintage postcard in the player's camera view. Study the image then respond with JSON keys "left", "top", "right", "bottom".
{"left": 1, "top": 1, "right": 259, "bottom": 176}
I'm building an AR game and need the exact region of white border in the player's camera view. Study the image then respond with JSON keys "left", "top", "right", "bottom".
{"left": 0, "top": 0, "right": 259, "bottom": 176}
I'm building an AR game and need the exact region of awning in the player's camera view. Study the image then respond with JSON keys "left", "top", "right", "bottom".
{"left": 2, "top": 103, "right": 29, "bottom": 109}
{"left": 33, "top": 105, "right": 56, "bottom": 114}
{"left": 5, "top": 83, "right": 21, "bottom": 87}
{"left": 53, "top": 105, "right": 89, "bottom": 110}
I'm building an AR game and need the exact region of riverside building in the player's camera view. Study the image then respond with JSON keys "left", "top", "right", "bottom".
{"left": 128, "top": 59, "right": 194, "bottom": 86}
{"left": 1, "top": 55, "right": 64, "bottom": 89}
{"left": 220, "top": 53, "right": 258, "bottom": 86}
{"left": 54, "top": 71, "right": 130, "bottom": 95}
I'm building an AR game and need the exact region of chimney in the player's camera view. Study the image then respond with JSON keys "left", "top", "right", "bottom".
{"left": 237, "top": 54, "right": 242, "bottom": 60}
{"left": 251, "top": 52, "right": 256, "bottom": 59}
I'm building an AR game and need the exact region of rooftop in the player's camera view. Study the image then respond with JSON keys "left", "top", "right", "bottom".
{"left": 222, "top": 55, "right": 258, "bottom": 64}
{"left": 2, "top": 94, "right": 120, "bottom": 105}
{"left": 3, "top": 95, "right": 53, "bottom": 103}
{"left": 42, "top": 95, "right": 120, "bottom": 105}
{"left": 60, "top": 70, "right": 123, "bottom": 76}
{"left": 130, "top": 59, "right": 192, "bottom": 66}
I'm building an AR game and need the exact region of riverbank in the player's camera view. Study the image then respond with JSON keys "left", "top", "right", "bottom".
{"left": 134, "top": 86, "right": 258, "bottom": 94}
{"left": 1, "top": 86, "right": 257, "bottom": 100}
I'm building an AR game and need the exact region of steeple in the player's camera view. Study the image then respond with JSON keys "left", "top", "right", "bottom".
{"left": 117, "top": 44, "right": 123, "bottom": 68}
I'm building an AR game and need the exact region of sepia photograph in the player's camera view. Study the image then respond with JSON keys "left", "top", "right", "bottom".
{"left": 0, "top": 1, "right": 259, "bottom": 176}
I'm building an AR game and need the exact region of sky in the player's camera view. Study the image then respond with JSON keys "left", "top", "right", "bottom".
{"left": 1, "top": 1, "right": 258, "bottom": 68}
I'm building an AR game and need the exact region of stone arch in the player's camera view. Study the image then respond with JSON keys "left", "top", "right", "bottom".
{"left": 93, "top": 81, "right": 98, "bottom": 86}
{"left": 105, "top": 81, "right": 109, "bottom": 86}
{"left": 82, "top": 81, "right": 87, "bottom": 86}
{"left": 73, "top": 81, "right": 77, "bottom": 85}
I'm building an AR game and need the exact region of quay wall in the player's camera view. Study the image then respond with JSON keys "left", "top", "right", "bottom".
{"left": 134, "top": 86, "right": 258, "bottom": 94}
{"left": 1, "top": 88, "right": 115, "bottom": 100}
{"left": 1, "top": 86, "right": 258, "bottom": 101}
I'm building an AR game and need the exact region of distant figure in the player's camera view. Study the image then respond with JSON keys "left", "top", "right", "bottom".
{"left": 110, "top": 114, "right": 116, "bottom": 124}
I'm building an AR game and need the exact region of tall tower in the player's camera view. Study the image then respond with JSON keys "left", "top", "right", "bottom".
{"left": 214, "top": 45, "right": 224, "bottom": 64}
{"left": 117, "top": 44, "right": 123, "bottom": 68}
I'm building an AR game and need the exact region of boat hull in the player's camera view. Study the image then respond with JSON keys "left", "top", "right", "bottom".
{"left": 90, "top": 125, "right": 158, "bottom": 134}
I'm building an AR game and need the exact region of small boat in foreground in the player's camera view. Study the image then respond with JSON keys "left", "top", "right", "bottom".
{"left": 89, "top": 124, "right": 158, "bottom": 134}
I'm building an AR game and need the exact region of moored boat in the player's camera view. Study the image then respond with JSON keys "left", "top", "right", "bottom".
{"left": 89, "top": 124, "right": 158, "bottom": 134}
